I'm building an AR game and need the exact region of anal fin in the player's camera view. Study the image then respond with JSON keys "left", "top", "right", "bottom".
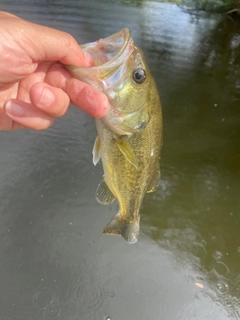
{"left": 103, "top": 214, "right": 140, "bottom": 244}
{"left": 95, "top": 179, "right": 116, "bottom": 205}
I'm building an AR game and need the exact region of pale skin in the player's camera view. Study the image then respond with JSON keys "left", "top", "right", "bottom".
{"left": 0, "top": 11, "right": 109, "bottom": 130}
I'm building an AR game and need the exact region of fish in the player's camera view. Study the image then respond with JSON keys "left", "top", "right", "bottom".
{"left": 66, "top": 28, "right": 162, "bottom": 244}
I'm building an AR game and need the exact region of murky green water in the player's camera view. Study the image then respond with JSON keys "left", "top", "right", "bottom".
{"left": 0, "top": 1, "right": 240, "bottom": 319}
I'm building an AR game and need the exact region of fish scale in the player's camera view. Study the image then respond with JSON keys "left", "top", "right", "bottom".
{"left": 66, "top": 28, "right": 162, "bottom": 244}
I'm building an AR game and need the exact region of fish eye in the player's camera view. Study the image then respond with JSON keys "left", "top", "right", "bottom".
{"left": 133, "top": 68, "right": 146, "bottom": 84}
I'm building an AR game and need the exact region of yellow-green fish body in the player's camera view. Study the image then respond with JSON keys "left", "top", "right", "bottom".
{"left": 66, "top": 28, "right": 162, "bottom": 243}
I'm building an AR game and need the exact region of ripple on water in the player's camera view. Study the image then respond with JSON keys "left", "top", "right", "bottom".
{"left": 190, "top": 241, "right": 207, "bottom": 259}
{"left": 74, "top": 279, "right": 104, "bottom": 311}
{"left": 32, "top": 290, "right": 54, "bottom": 309}
{"left": 102, "top": 274, "right": 122, "bottom": 299}
{"left": 235, "top": 307, "right": 240, "bottom": 319}
{"left": 236, "top": 276, "right": 240, "bottom": 295}
{"left": 43, "top": 301, "right": 62, "bottom": 319}
{"left": 194, "top": 274, "right": 204, "bottom": 283}
{"left": 216, "top": 280, "right": 229, "bottom": 296}
{"left": 193, "top": 290, "right": 216, "bottom": 317}
{"left": 171, "top": 238, "right": 191, "bottom": 253}
{"left": 213, "top": 251, "right": 223, "bottom": 261}
{"left": 225, "top": 298, "right": 233, "bottom": 311}
{"left": 212, "top": 261, "right": 229, "bottom": 277}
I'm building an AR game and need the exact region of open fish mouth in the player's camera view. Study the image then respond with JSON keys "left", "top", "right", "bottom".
{"left": 82, "top": 28, "right": 133, "bottom": 69}
{"left": 65, "top": 28, "right": 134, "bottom": 90}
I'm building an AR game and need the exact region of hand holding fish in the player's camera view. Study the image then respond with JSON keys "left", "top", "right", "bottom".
{"left": 0, "top": 11, "right": 109, "bottom": 130}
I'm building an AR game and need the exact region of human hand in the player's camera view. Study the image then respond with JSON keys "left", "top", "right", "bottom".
{"left": 0, "top": 11, "right": 109, "bottom": 130}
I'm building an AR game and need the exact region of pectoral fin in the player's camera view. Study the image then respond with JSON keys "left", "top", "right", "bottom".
{"left": 115, "top": 137, "right": 138, "bottom": 169}
{"left": 147, "top": 171, "right": 160, "bottom": 193}
{"left": 95, "top": 179, "right": 116, "bottom": 205}
{"left": 92, "top": 135, "right": 101, "bottom": 165}
{"left": 123, "top": 108, "right": 150, "bottom": 133}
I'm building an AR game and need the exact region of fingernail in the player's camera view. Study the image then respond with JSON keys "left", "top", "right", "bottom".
{"left": 5, "top": 100, "right": 24, "bottom": 117}
{"left": 40, "top": 88, "right": 55, "bottom": 106}
{"left": 83, "top": 51, "right": 94, "bottom": 66}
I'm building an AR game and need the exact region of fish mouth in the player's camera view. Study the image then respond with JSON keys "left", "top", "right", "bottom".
{"left": 65, "top": 28, "right": 134, "bottom": 89}
{"left": 82, "top": 28, "right": 133, "bottom": 70}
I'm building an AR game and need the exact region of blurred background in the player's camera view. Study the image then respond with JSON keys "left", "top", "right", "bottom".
{"left": 0, "top": 0, "right": 240, "bottom": 319}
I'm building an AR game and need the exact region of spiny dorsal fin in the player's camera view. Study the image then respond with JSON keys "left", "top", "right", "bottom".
{"left": 95, "top": 179, "right": 116, "bottom": 205}
{"left": 147, "top": 171, "right": 160, "bottom": 193}
{"left": 92, "top": 135, "right": 101, "bottom": 165}
{"left": 115, "top": 137, "right": 138, "bottom": 169}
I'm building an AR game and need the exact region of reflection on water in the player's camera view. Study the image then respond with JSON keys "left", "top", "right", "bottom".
{"left": 0, "top": 1, "right": 240, "bottom": 319}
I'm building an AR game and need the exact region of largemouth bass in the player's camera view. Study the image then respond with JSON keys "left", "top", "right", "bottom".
{"left": 66, "top": 28, "right": 162, "bottom": 244}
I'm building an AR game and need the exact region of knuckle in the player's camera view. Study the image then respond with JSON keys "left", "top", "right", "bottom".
{"left": 62, "top": 32, "right": 74, "bottom": 48}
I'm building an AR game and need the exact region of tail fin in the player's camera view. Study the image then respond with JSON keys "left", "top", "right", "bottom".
{"left": 103, "top": 214, "right": 140, "bottom": 244}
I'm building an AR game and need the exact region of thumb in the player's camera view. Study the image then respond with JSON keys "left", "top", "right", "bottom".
{"left": 29, "top": 24, "right": 94, "bottom": 66}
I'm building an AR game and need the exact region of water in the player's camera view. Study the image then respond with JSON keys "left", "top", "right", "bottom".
{"left": 0, "top": 1, "right": 240, "bottom": 319}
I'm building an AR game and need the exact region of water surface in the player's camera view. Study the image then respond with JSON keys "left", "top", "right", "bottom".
{"left": 0, "top": 1, "right": 240, "bottom": 319}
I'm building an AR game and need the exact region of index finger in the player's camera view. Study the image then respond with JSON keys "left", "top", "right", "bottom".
{"left": 1, "top": 12, "right": 93, "bottom": 67}
{"left": 45, "top": 63, "right": 109, "bottom": 118}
